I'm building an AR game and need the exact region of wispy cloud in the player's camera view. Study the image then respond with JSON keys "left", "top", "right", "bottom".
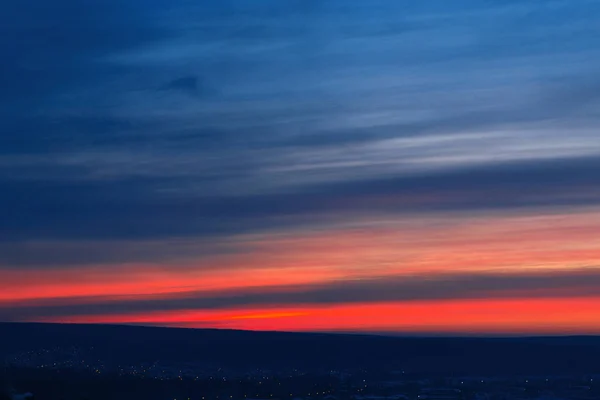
{"left": 4, "top": 268, "right": 600, "bottom": 321}
{"left": 2, "top": 0, "right": 600, "bottom": 332}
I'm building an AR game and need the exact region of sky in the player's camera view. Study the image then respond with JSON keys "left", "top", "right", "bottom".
{"left": 2, "top": 0, "right": 600, "bottom": 335}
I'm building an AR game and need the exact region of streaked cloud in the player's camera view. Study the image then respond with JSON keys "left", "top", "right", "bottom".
{"left": 3, "top": 268, "right": 600, "bottom": 323}
{"left": 2, "top": 0, "right": 600, "bottom": 333}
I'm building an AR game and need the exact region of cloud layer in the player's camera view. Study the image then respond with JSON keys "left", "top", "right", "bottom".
{"left": 2, "top": 0, "right": 600, "bottom": 333}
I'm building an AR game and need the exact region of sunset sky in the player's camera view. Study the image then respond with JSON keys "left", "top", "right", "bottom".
{"left": 2, "top": 0, "right": 600, "bottom": 334}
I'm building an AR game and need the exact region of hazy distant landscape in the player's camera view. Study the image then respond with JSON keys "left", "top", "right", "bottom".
{"left": 3, "top": 323, "right": 600, "bottom": 373}
{"left": 2, "top": 324, "right": 600, "bottom": 400}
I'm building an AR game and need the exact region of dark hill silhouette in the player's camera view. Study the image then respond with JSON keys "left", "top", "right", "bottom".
{"left": 1, "top": 323, "right": 599, "bottom": 375}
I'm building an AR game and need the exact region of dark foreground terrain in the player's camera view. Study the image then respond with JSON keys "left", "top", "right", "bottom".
{"left": 2, "top": 324, "right": 600, "bottom": 399}
{"left": 2, "top": 323, "right": 600, "bottom": 375}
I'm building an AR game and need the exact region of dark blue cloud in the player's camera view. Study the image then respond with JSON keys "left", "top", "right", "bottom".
{"left": 159, "top": 76, "right": 207, "bottom": 96}
{"left": 1, "top": 156, "right": 600, "bottom": 247}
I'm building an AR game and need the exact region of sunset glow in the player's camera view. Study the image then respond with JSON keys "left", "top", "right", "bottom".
{"left": 4, "top": 209, "right": 600, "bottom": 333}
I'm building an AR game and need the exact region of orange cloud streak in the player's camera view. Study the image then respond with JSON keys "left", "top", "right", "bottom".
{"left": 34, "top": 298, "right": 600, "bottom": 334}
{"left": 4, "top": 208, "right": 600, "bottom": 333}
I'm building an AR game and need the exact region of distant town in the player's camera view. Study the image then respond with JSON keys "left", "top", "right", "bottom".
{"left": 3, "top": 345, "right": 599, "bottom": 400}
